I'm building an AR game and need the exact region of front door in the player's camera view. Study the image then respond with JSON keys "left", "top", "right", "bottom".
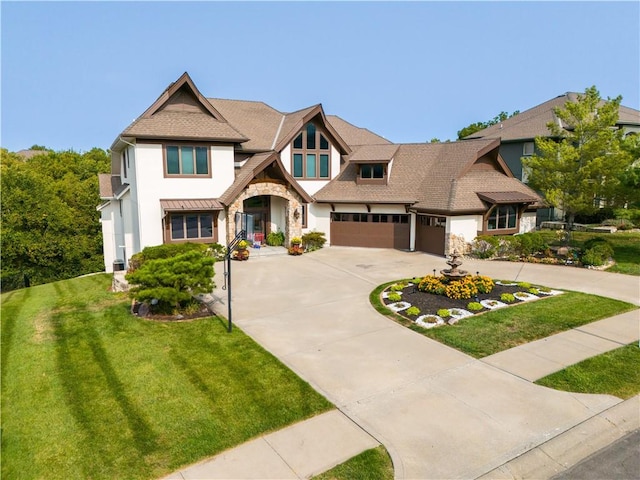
{"left": 244, "top": 196, "right": 270, "bottom": 243}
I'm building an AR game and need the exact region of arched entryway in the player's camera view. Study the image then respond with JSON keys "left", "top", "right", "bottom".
{"left": 227, "top": 182, "right": 304, "bottom": 245}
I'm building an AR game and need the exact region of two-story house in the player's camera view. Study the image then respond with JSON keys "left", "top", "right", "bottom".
{"left": 98, "top": 73, "right": 542, "bottom": 272}
{"left": 464, "top": 93, "right": 640, "bottom": 224}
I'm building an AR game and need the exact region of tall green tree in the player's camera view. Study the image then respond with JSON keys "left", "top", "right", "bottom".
{"left": 1, "top": 147, "right": 110, "bottom": 288}
{"left": 457, "top": 110, "right": 520, "bottom": 139}
{"left": 522, "top": 86, "right": 633, "bottom": 232}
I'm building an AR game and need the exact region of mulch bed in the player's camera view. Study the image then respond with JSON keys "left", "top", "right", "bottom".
{"left": 383, "top": 282, "right": 535, "bottom": 319}
{"left": 132, "top": 300, "right": 213, "bottom": 322}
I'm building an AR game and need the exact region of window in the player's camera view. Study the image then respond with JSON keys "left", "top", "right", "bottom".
{"left": 301, "top": 204, "right": 307, "bottom": 228}
{"left": 291, "top": 123, "right": 331, "bottom": 179}
{"left": 165, "top": 145, "right": 210, "bottom": 176}
{"left": 487, "top": 205, "right": 518, "bottom": 231}
{"left": 523, "top": 142, "right": 535, "bottom": 156}
{"left": 330, "top": 213, "right": 408, "bottom": 224}
{"left": 170, "top": 213, "right": 214, "bottom": 240}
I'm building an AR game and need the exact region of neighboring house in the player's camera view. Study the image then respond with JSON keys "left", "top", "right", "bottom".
{"left": 98, "top": 72, "right": 541, "bottom": 272}
{"left": 464, "top": 93, "right": 640, "bottom": 223}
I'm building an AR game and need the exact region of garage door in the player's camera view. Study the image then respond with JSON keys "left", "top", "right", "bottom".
{"left": 331, "top": 213, "right": 410, "bottom": 249}
{"left": 415, "top": 214, "right": 446, "bottom": 256}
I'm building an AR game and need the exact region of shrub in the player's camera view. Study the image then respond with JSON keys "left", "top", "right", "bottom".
{"left": 614, "top": 208, "right": 640, "bottom": 226}
{"left": 418, "top": 275, "right": 446, "bottom": 295}
{"left": 529, "top": 288, "right": 540, "bottom": 295}
{"left": 497, "top": 236, "right": 520, "bottom": 257}
{"left": 290, "top": 236, "right": 302, "bottom": 246}
{"left": 517, "top": 282, "right": 531, "bottom": 289}
{"left": 406, "top": 306, "right": 421, "bottom": 316}
{"left": 128, "top": 242, "right": 209, "bottom": 272}
{"left": 266, "top": 230, "right": 285, "bottom": 246}
{"left": 207, "top": 243, "right": 227, "bottom": 261}
{"left": 516, "top": 232, "right": 547, "bottom": 256}
{"left": 390, "top": 283, "right": 406, "bottom": 291}
{"left": 582, "top": 243, "right": 614, "bottom": 266}
{"left": 500, "top": 293, "right": 516, "bottom": 303}
{"left": 471, "top": 236, "right": 500, "bottom": 259}
{"left": 444, "top": 277, "right": 478, "bottom": 300}
{"left": 437, "top": 309, "right": 451, "bottom": 318}
{"left": 472, "top": 275, "right": 494, "bottom": 294}
{"left": 126, "top": 250, "right": 215, "bottom": 313}
{"left": 387, "top": 292, "right": 402, "bottom": 302}
{"left": 302, "top": 231, "right": 327, "bottom": 251}
{"left": 467, "top": 302, "right": 483, "bottom": 311}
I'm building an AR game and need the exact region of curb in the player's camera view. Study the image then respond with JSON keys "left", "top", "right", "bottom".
{"left": 477, "top": 394, "right": 640, "bottom": 479}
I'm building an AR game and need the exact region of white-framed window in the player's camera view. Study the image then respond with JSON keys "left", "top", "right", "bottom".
{"left": 523, "top": 142, "right": 535, "bottom": 156}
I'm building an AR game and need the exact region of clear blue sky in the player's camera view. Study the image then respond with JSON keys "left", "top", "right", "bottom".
{"left": 2, "top": 1, "right": 638, "bottom": 152}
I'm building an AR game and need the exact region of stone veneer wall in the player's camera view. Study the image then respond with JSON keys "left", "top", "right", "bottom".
{"left": 226, "top": 181, "right": 303, "bottom": 245}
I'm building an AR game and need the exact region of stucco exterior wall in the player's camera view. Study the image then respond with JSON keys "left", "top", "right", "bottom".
{"left": 447, "top": 215, "right": 482, "bottom": 255}
{"left": 519, "top": 211, "right": 537, "bottom": 233}
{"left": 133, "top": 143, "right": 234, "bottom": 250}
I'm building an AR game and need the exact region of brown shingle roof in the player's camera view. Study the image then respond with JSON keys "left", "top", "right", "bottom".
{"left": 122, "top": 111, "right": 248, "bottom": 142}
{"left": 348, "top": 144, "right": 399, "bottom": 163}
{"left": 315, "top": 139, "right": 542, "bottom": 213}
{"left": 466, "top": 93, "right": 640, "bottom": 141}
{"left": 98, "top": 174, "right": 127, "bottom": 198}
{"left": 208, "top": 98, "right": 284, "bottom": 151}
{"left": 326, "top": 115, "right": 392, "bottom": 146}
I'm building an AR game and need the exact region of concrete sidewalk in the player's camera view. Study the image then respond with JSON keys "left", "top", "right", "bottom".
{"left": 168, "top": 247, "right": 639, "bottom": 479}
{"left": 482, "top": 310, "right": 640, "bottom": 381}
{"left": 161, "top": 410, "right": 379, "bottom": 479}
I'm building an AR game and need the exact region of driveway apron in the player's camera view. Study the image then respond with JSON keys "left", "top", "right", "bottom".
{"left": 211, "top": 247, "right": 639, "bottom": 479}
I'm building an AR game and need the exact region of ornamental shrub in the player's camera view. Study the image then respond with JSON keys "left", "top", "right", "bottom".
{"left": 517, "top": 281, "right": 531, "bottom": 289}
{"left": 126, "top": 250, "right": 215, "bottom": 313}
{"left": 406, "top": 306, "right": 421, "bottom": 316}
{"left": 266, "top": 230, "right": 285, "bottom": 246}
{"left": 387, "top": 292, "right": 402, "bottom": 302}
{"left": 128, "top": 242, "right": 209, "bottom": 273}
{"left": 471, "top": 236, "right": 500, "bottom": 259}
{"left": 437, "top": 309, "right": 451, "bottom": 318}
{"left": 302, "top": 231, "right": 327, "bottom": 251}
{"left": 390, "top": 283, "right": 406, "bottom": 291}
{"left": 581, "top": 243, "right": 614, "bottom": 266}
{"left": 500, "top": 293, "right": 515, "bottom": 303}
{"left": 467, "top": 302, "right": 483, "bottom": 311}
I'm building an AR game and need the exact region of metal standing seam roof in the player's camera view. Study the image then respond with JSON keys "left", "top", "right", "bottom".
{"left": 159, "top": 199, "right": 224, "bottom": 212}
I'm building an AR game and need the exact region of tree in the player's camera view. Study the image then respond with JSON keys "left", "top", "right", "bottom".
{"left": 457, "top": 110, "right": 520, "bottom": 139}
{"left": 1, "top": 147, "right": 110, "bottom": 288}
{"left": 522, "top": 86, "right": 633, "bottom": 233}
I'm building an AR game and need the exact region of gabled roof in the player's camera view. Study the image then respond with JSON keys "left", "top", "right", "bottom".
{"left": 219, "top": 152, "right": 314, "bottom": 206}
{"left": 465, "top": 93, "right": 640, "bottom": 142}
{"left": 314, "top": 139, "right": 542, "bottom": 213}
{"left": 116, "top": 73, "right": 248, "bottom": 146}
{"left": 326, "top": 115, "right": 392, "bottom": 146}
{"left": 348, "top": 144, "right": 399, "bottom": 163}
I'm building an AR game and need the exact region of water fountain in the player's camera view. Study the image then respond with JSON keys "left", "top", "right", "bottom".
{"left": 440, "top": 249, "right": 469, "bottom": 280}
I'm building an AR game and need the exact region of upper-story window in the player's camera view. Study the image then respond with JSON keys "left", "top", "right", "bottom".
{"left": 292, "top": 123, "right": 330, "bottom": 179}
{"left": 523, "top": 142, "right": 535, "bottom": 156}
{"left": 165, "top": 145, "right": 211, "bottom": 177}
{"left": 356, "top": 162, "right": 387, "bottom": 185}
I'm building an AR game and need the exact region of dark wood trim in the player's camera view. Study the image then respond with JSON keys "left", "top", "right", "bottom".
{"left": 162, "top": 143, "right": 213, "bottom": 179}
{"left": 163, "top": 211, "right": 219, "bottom": 244}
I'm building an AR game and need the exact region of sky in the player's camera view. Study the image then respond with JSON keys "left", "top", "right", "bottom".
{"left": 2, "top": 1, "right": 639, "bottom": 152}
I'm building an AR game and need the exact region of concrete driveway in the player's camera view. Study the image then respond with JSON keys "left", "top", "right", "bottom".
{"left": 211, "top": 247, "right": 639, "bottom": 479}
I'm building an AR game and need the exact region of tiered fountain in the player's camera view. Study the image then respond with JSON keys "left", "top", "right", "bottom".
{"left": 440, "top": 249, "right": 469, "bottom": 280}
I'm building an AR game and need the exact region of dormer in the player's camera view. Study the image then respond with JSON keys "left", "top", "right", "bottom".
{"left": 349, "top": 144, "right": 399, "bottom": 185}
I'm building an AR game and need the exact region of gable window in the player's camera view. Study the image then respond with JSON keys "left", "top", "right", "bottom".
{"left": 291, "top": 123, "right": 331, "bottom": 179}
{"left": 169, "top": 213, "right": 215, "bottom": 241}
{"left": 487, "top": 205, "right": 518, "bottom": 231}
{"left": 356, "top": 162, "right": 388, "bottom": 185}
{"left": 165, "top": 145, "right": 210, "bottom": 177}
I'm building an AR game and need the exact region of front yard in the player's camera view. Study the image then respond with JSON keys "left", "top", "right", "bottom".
{"left": 1, "top": 274, "right": 332, "bottom": 480}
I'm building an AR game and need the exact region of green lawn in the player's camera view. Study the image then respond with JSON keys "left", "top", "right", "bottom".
{"left": 312, "top": 446, "right": 394, "bottom": 480}
{"left": 371, "top": 284, "right": 637, "bottom": 358}
{"left": 535, "top": 343, "right": 640, "bottom": 399}
{"left": 1, "top": 274, "right": 332, "bottom": 480}
{"left": 538, "top": 231, "right": 640, "bottom": 275}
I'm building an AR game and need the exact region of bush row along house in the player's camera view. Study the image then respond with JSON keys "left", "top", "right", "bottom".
{"left": 465, "top": 93, "right": 640, "bottom": 224}
{"left": 98, "top": 72, "right": 543, "bottom": 272}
